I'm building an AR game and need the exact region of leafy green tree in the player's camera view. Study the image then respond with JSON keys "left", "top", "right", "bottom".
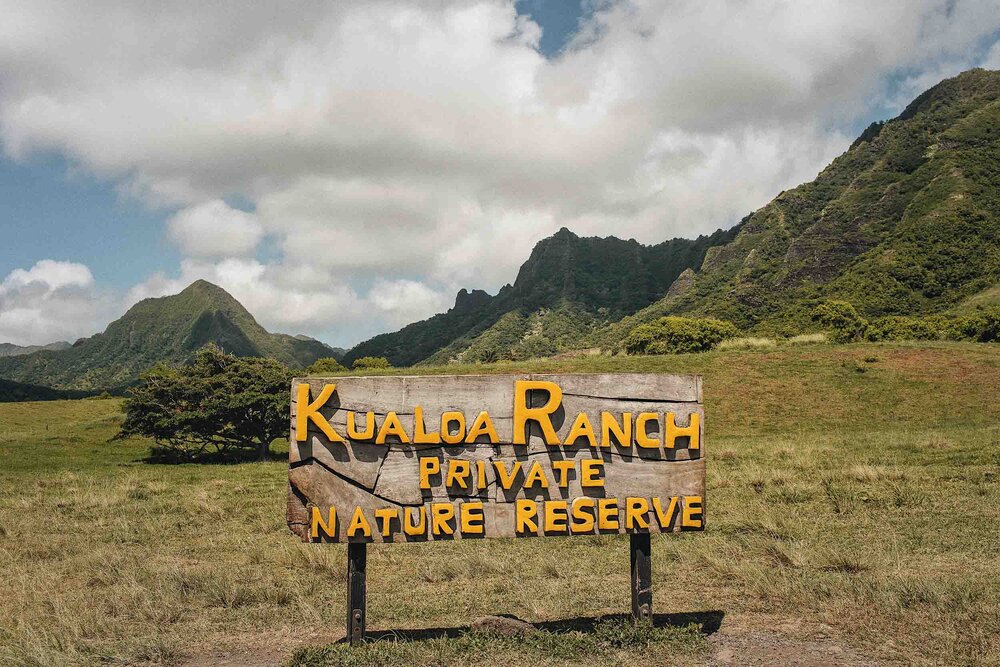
{"left": 306, "top": 357, "right": 347, "bottom": 374}
{"left": 623, "top": 317, "right": 739, "bottom": 355}
{"left": 352, "top": 356, "right": 392, "bottom": 370}
{"left": 812, "top": 300, "right": 868, "bottom": 343}
{"left": 118, "top": 344, "right": 291, "bottom": 462}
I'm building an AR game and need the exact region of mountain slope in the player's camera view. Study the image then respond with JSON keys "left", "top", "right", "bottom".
{"left": 0, "top": 280, "right": 334, "bottom": 390}
{"left": 343, "top": 225, "right": 739, "bottom": 366}
{"left": 598, "top": 68, "right": 1000, "bottom": 342}
{"left": 0, "top": 341, "right": 71, "bottom": 357}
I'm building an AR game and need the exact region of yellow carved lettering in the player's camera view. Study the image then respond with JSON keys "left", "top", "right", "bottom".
{"left": 295, "top": 383, "right": 345, "bottom": 443}
{"left": 635, "top": 412, "right": 660, "bottom": 448}
{"left": 580, "top": 459, "right": 604, "bottom": 487}
{"left": 493, "top": 460, "right": 521, "bottom": 489}
{"left": 460, "top": 501, "right": 484, "bottom": 534}
{"left": 666, "top": 413, "right": 700, "bottom": 450}
{"left": 465, "top": 411, "right": 499, "bottom": 443}
{"left": 523, "top": 461, "right": 549, "bottom": 488}
{"left": 440, "top": 411, "right": 466, "bottom": 445}
{"left": 346, "top": 506, "right": 372, "bottom": 538}
{"left": 445, "top": 459, "right": 471, "bottom": 489}
{"left": 375, "top": 411, "right": 410, "bottom": 444}
{"left": 413, "top": 406, "right": 441, "bottom": 444}
{"left": 597, "top": 498, "right": 619, "bottom": 530}
{"left": 564, "top": 412, "right": 597, "bottom": 447}
{"left": 515, "top": 499, "right": 538, "bottom": 534}
{"left": 310, "top": 506, "right": 336, "bottom": 539}
{"left": 652, "top": 496, "right": 679, "bottom": 529}
{"left": 419, "top": 457, "right": 440, "bottom": 489}
{"left": 374, "top": 508, "right": 398, "bottom": 536}
{"left": 544, "top": 500, "right": 568, "bottom": 533}
{"left": 600, "top": 411, "right": 631, "bottom": 447}
{"left": 513, "top": 380, "right": 563, "bottom": 445}
{"left": 430, "top": 502, "right": 455, "bottom": 535}
{"left": 682, "top": 495, "right": 703, "bottom": 529}
{"left": 551, "top": 460, "right": 575, "bottom": 487}
{"left": 625, "top": 497, "right": 650, "bottom": 530}
{"left": 403, "top": 506, "right": 426, "bottom": 536}
{"left": 570, "top": 497, "right": 596, "bottom": 533}
{"left": 347, "top": 411, "right": 375, "bottom": 440}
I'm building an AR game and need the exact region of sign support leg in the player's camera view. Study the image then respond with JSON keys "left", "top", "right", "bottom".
{"left": 347, "top": 542, "right": 367, "bottom": 645}
{"left": 630, "top": 533, "right": 652, "bottom": 622}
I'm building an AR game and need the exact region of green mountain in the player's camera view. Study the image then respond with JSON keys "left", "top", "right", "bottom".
{"left": 0, "top": 341, "right": 72, "bottom": 357}
{"left": 343, "top": 225, "right": 739, "bottom": 366}
{"left": 0, "top": 280, "right": 335, "bottom": 390}
{"left": 600, "top": 68, "right": 1000, "bottom": 341}
{"left": 345, "top": 68, "right": 1000, "bottom": 364}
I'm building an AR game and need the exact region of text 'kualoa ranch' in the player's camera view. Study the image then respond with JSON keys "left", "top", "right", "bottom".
{"left": 295, "top": 379, "right": 700, "bottom": 449}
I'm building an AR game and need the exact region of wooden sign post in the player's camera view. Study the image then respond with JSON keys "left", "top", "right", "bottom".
{"left": 287, "top": 374, "right": 705, "bottom": 644}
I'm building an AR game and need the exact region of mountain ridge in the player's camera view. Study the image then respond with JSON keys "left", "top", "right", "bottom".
{"left": 0, "top": 341, "right": 72, "bottom": 357}
{"left": 342, "top": 225, "right": 740, "bottom": 367}
{"left": 345, "top": 68, "right": 1000, "bottom": 362}
{"left": 0, "top": 280, "right": 335, "bottom": 390}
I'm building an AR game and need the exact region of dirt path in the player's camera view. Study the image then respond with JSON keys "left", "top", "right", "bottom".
{"left": 180, "top": 617, "right": 882, "bottom": 667}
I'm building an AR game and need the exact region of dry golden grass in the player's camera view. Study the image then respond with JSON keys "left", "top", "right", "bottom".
{"left": 0, "top": 341, "right": 998, "bottom": 666}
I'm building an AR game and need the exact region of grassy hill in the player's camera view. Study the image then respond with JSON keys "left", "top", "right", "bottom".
{"left": 343, "top": 226, "right": 739, "bottom": 367}
{"left": 1, "top": 341, "right": 997, "bottom": 666}
{"left": 0, "top": 280, "right": 334, "bottom": 391}
{"left": 600, "top": 68, "right": 1000, "bottom": 342}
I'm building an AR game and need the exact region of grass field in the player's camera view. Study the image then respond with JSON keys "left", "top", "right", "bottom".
{"left": 1, "top": 341, "right": 998, "bottom": 666}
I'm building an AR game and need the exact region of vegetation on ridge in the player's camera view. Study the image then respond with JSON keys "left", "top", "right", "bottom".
{"left": 0, "top": 280, "right": 334, "bottom": 391}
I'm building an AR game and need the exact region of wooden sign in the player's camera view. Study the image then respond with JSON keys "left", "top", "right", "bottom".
{"left": 287, "top": 373, "right": 705, "bottom": 642}
{"left": 287, "top": 374, "right": 704, "bottom": 542}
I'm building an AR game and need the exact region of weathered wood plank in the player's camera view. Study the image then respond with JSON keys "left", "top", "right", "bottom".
{"left": 288, "top": 373, "right": 705, "bottom": 543}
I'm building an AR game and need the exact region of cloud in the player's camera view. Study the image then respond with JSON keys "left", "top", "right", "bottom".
{"left": 0, "top": 260, "right": 111, "bottom": 345}
{"left": 2, "top": 0, "right": 999, "bottom": 345}
{"left": 167, "top": 200, "right": 263, "bottom": 257}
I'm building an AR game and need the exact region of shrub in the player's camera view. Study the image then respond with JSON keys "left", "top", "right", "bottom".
{"left": 812, "top": 300, "right": 868, "bottom": 342}
{"left": 623, "top": 316, "right": 739, "bottom": 355}
{"left": 306, "top": 357, "right": 347, "bottom": 374}
{"left": 864, "top": 316, "right": 942, "bottom": 342}
{"left": 948, "top": 307, "right": 1000, "bottom": 342}
{"left": 352, "top": 356, "right": 392, "bottom": 370}
{"left": 117, "top": 344, "right": 291, "bottom": 462}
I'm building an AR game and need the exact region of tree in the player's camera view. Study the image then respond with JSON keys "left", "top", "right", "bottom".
{"left": 118, "top": 344, "right": 291, "bottom": 462}
{"left": 812, "top": 300, "right": 868, "bottom": 343}
{"left": 352, "top": 356, "right": 392, "bottom": 370}
{"left": 623, "top": 317, "right": 739, "bottom": 355}
{"left": 306, "top": 357, "right": 347, "bottom": 374}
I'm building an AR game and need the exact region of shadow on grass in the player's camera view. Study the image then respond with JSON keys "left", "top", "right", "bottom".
{"left": 351, "top": 611, "right": 725, "bottom": 644}
{"left": 137, "top": 444, "right": 290, "bottom": 465}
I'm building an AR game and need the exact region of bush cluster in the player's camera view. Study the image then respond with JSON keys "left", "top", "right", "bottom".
{"left": 623, "top": 316, "right": 739, "bottom": 355}
{"left": 351, "top": 356, "right": 392, "bottom": 370}
{"left": 811, "top": 300, "right": 1000, "bottom": 343}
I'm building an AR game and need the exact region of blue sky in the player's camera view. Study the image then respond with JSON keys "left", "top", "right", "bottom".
{"left": 1, "top": 1, "right": 999, "bottom": 347}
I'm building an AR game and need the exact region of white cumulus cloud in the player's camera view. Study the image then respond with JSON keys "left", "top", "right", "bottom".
{"left": 2, "top": 0, "right": 999, "bottom": 346}
{"left": 167, "top": 200, "right": 263, "bottom": 257}
{"left": 0, "top": 260, "right": 111, "bottom": 346}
